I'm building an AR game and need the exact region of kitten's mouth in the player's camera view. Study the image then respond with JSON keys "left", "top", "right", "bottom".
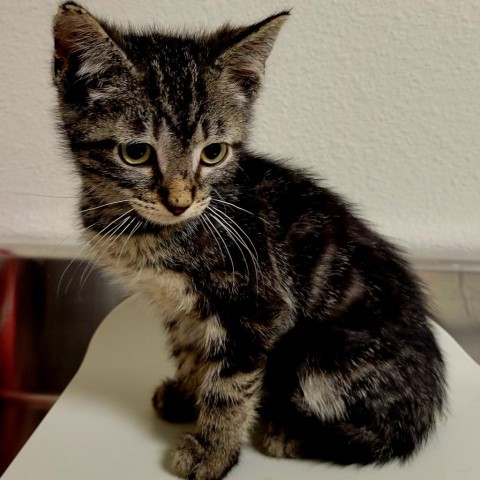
{"left": 130, "top": 199, "right": 204, "bottom": 226}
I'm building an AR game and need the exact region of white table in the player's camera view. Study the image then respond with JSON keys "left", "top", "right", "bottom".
{"left": 3, "top": 295, "right": 480, "bottom": 479}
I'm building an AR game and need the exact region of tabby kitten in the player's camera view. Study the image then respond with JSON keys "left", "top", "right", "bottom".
{"left": 53, "top": 3, "right": 446, "bottom": 479}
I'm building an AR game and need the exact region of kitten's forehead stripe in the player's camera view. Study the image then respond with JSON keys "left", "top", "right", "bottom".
{"left": 131, "top": 37, "right": 208, "bottom": 146}
{"left": 201, "top": 117, "right": 210, "bottom": 139}
{"left": 152, "top": 117, "right": 163, "bottom": 142}
{"left": 131, "top": 118, "right": 147, "bottom": 136}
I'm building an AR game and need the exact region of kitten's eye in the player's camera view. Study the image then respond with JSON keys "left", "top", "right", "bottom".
{"left": 200, "top": 143, "right": 228, "bottom": 166}
{"left": 119, "top": 143, "right": 153, "bottom": 165}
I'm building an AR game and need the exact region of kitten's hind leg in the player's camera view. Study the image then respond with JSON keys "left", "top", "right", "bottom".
{"left": 260, "top": 420, "right": 304, "bottom": 459}
{"left": 260, "top": 306, "right": 444, "bottom": 466}
{"left": 259, "top": 394, "right": 383, "bottom": 465}
{"left": 260, "top": 412, "right": 381, "bottom": 465}
{"left": 260, "top": 355, "right": 442, "bottom": 465}
{"left": 260, "top": 369, "right": 425, "bottom": 465}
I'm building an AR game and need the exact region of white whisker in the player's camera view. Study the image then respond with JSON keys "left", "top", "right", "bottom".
{"left": 118, "top": 218, "right": 143, "bottom": 260}
{"left": 79, "top": 215, "right": 134, "bottom": 289}
{"left": 4, "top": 191, "right": 79, "bottom": 199}
{"left": 203, "top": 214, "right": 236, "bottom": 292}
{"left": 210, "top": 206, "right": 260, "bottom": 260}
{"left": 80, "top": 199, "right": 131, "bottom": 213}
{"left": 200, "top": 215, "right": 225, "bottom": 266}
{"left": 211, "top": 196, "right": 274, "bottom": 228}
{"left": 56, "top": 208, "right": 134, "bottom": 297}
{"left": 208, "top": 206, "right": 264, "bottom": 291}
{"left": 50, "top": 218, "right": 103, "bottom": 256}
{"left": 208, "top": 209, "right": 251, "bottom": 280}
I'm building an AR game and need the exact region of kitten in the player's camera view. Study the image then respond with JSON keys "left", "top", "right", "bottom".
{"left": 52, "top": 3, "right": 446, "bottom": 480}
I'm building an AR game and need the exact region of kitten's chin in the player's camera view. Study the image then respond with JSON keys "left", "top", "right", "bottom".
{"left": 131, "top": 202, "right": 198, "bottom": 226}
{"left": 134, "top": 209, "right": 188, "bottom": 226}
{"left": 144, "top": 214, "right": 186, "bottom": 226}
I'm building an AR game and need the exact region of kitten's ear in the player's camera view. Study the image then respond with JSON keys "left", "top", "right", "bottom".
{"left": 53, "top": 2, "right": 134, "bottom": 84}
{"left": 214, "top": 12, "right": 289, "bottom": 97}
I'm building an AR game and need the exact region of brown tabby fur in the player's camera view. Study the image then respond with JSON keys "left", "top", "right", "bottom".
{"left": 53, "top": 3, "right": 446, "bottom": 479}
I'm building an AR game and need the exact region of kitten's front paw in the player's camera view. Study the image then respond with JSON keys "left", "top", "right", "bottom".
{"left": 171, "top": 433, "right": 240, "bottom": 480}
{"left": 152, "top": 379, "right": 197, "bottom": 423}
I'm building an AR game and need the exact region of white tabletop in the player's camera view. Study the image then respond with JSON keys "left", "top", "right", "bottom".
{"left": 3, "top": 295, "right": 480, "bottom": 479}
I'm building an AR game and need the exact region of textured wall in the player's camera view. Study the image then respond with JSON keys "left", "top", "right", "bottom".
{"left": 1, "top": 0, "right": 479, "bottom": 259}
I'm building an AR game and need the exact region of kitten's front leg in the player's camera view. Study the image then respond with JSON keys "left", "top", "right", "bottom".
{"left": 171, "top": 364, "right": 262, "bottom": 480}
{"left": 153, "top": 348, "right": 201, "bottom": 423}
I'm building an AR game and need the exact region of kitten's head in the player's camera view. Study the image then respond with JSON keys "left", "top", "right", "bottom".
{"left": 53, "top": 2, "right": 287, "bottom": 228}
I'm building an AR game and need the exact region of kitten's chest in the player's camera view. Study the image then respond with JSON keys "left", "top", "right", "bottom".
{"left": 128, "top": 266, "right": 226, "bottom": 356}
{"left": 129, "top": 266, "right": 199, "bottom": 319}
{"left": 89, "top": 232, "right": 199, "bottom": 316}
{"left": 97, "top": 253, "right": 195, "bottom": 317}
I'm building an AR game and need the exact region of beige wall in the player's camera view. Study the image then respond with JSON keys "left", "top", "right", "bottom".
{"left": 1, "top": 0, "right": 479, "bottom": 259}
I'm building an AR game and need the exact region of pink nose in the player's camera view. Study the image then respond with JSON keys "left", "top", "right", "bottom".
{"left": 165, "top": 204, "right": 190, "bottom": 216}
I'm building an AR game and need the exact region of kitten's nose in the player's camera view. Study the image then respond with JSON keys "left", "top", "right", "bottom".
{"left": 159, "top": 176, "right": 194, "bottom": 216}
{"left": 165, "top": 203, "right": 190, "bottom": 216}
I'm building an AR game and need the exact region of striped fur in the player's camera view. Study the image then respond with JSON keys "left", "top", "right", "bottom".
{"left": 53, "top": 3, "right": 446, "bottom": 479}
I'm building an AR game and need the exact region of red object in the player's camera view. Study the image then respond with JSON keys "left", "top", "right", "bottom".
{"left": 0, "top": 251, "right": 19, "bottom": 392}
